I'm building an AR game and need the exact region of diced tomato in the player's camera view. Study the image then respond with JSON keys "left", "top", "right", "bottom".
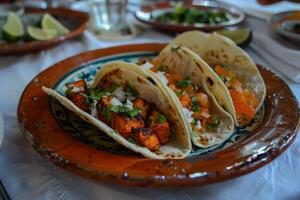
{"left": 196, "top": 92, "right": 210, "bottom": 108}
{"left": 179, "top": 95, "right": 191, "bottom": 107}
{"left": 69, "top": 93, "right": 90, "bottom": 112}
{"left": 230, "top": 89, "right": 255, "bottom": 121}
{"left": 215, "top": 65, "right": 226, "bottom": 76}
{"left": 230, "top": 79, "right": 243, "bottom": 93}
{"left": 150, "top": 67, "right": 159, "bottom": 73}
{"left": 226, "top": 71, "right": 235, "bottom": 79}
{"left": 186, "top": 85, "right": 194, "bottom": 94}
{"left": 67, "top": 79, "right": 86, "bottom": 89}
{"left": 166, "top": 73, "right": 181, "bottom": 85}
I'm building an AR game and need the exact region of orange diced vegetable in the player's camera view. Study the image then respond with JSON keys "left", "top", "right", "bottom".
{"left": 179, "top": 95, "right": 191, "bottom": 107}
{"left": 166, "top": 73, "right": 181, "bottom": 85}
{"left": 230, "top": 89, "right": 255, "bottom": 120}
{"left": 196, "top": 92, "right": 210, "bottom": 108}
{"left": 230, "top": 79, "right": 243, "bottom": 93}
{"left": 215, "top": 65, "right": 225, "bottom": 76}
{"left": 186, "top": 85, "right": 194, "bottom": 94}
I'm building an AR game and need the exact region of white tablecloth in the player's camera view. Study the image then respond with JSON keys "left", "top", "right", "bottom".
{"left": 0, "top": 1, "right": 300, "bottom": 200}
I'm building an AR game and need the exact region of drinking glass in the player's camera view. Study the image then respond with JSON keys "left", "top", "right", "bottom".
{"left": 88, "top": 0, "right": 128, "bottom": 33}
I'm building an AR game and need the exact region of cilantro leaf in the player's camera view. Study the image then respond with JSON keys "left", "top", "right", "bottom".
{"left": 155, "top": 114, "right": 167, "bottom": 124}
{"left": 191, "top": 118, "right": 198, "bottom": 126}
{"left": 126, "top": 85, "right": 138, "bottom": 97}
{"left": 207, "top": 123, "right": 218, "bottom": 130}
{"left": 89, "top": 90, "right": 107, "bottom": 100}
{"left": 111, "top": 105, "right": 141, "bottom": 118}
{"left": 177, "top": 79, "right": 193, "bottom": 88}
{"left": 102, "top": 105, "right": 112, "bottom": 121}
{"left": 104, "top": 84, "right": 118, "bottom": 93}
{"left": 128, "top": 108, "right": 141, "bottom": 118}
{"left": 190, "top": 96, "right": 200, "bottom": 112}
{"left": 65, "top": 86, "right": 74, "bottom": 96}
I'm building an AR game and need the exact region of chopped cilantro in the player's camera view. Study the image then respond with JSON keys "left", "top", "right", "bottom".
{"left": 65, "top": 86, "right": 74, "bottom": 96}
{"left": 126, "top": 85, "right": 138, "bottom": 97}
{"left": 104, "top": 84, "right": 118, "bottom": 93}
{"left": 88, "top": 90, "right": 107, "bottom": 100}
{"left": 155, "top": 114, "right": 167, "bottom": 124}
{"left": 177, "top": 79, "right": 193, "bottom": 88}
{"left": 207, "top": 116, "right": 220, "bottom": 130}
{"left": 157, "top": 64, "right": 169, "bottom": 72}
{"left": 129, "top": 108, "right": 141, "bottom": 118}
{"left": 207, "top": 123, "right": 218, "bottom": 130}
{"left": 175, "top": 90, "right": 182, "bottom": 97}
{"left": 191, "top": 118, "right": 198, "bottom": 126}
{"left": 190, "top": 96, "right": 200, "bottom": 112}
{"left": 158, "top": 64, "right": 164, "bottom": 71}
{"left": 102, "top": 105, "right": 112, "bottom": 121}
{"left": 111, "top": 105, "right": 141, "bottom": 118}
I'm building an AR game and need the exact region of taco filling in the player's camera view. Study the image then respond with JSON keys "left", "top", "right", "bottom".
{"left": 213, "top": 64, "right": 258, "bottom": 125}
{"left": 64, "top": 79, "right": 171, "bottom": 151}
{"left": 139, "top": 60, "right": 222, "bottom": 145}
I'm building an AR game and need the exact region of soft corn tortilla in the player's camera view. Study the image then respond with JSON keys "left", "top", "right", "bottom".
{"left": 163, "top": 31, "right": 266, "bottom": 126}
{"left": 135, "top": 47, "right": 235, "bottom": 148}
{"left": 43, "top": 61, "right": 192, "bottom": 159}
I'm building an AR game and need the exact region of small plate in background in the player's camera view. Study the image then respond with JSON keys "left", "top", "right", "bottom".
{"left": 0, "top": 7, "right": 89, "bottom": 55}
{"left": 134, "top": 0, "right": 245, "bottom": 33}
{"left": 269, "top": 10, "right": 300, "bottom": 42}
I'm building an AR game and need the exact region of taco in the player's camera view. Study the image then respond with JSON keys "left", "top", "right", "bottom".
{"left": 136, "top": 46, "right": 235, "bottom": 148}
{"left": 43, "top": 61, "right": 192, "bottom": 159}
{"left": 163, "top": 31, "right": 266, "bottom": 126}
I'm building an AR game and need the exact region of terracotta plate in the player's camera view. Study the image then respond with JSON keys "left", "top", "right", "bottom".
{"left": 0, "top": 7, "right": 89, "bottom": 55}
{"left": 134, "top": 1, "right": 245, "bottom": 33}
{"left": 18, "top": 43, "right": 299, "bottom": 187}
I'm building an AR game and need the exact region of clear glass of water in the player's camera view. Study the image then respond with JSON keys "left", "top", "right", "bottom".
{"left": 88, "top": 0, "right": 128, "bottom": 33}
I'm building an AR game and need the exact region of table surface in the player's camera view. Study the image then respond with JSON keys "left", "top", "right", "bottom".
{"left": 0, "top": 1, "right": 300, "bottom": 200}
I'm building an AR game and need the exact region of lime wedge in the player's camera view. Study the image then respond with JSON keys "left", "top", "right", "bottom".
{"left": 2, "top": 12, "right": 24, "bottom": 42}
{"left": 27, "top": 26, "right": 57, "bottom": 41}
{"left": 216, "top": 29, "right": 252, "bottom": 47}
{"left": 41, "top": 13, "right": 69, "bottom": 35}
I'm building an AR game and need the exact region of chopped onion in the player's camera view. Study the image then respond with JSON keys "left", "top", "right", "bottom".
{"left": 141, "top": 62, "right": 153, "bottom": 69}
{"left": 156, "top": 71, "right": 168, "bottom": 85}
{"left": 112, "top": 87, "right": 126, "bottom": 102}
{"left": 110, "top": 97, "right": 123, "bottom": 106}
{"left": 182, "top": 107, "right": 194, "bottom": 123}
{"left": 196, "top": 120, "right": 202, "bottom": 129}
{"left": 125, "top": 99, "right": 133, "bottom": 109}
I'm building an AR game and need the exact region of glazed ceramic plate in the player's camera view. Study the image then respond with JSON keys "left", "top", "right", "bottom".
{"left": 18, "top": 43, "right": 299, "bottom": 187}
{"left": 134, "top": 1, "right": 245, "bottom": 33}
{"left": 0, "top": 7, "right": 89, "bottom": 55}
